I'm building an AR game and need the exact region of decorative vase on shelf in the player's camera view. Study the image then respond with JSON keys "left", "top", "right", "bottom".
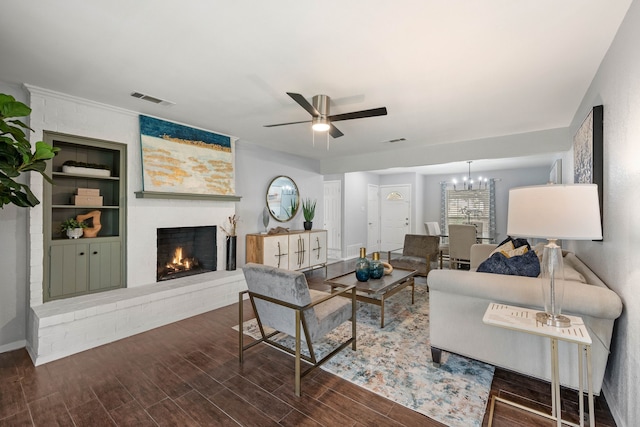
{"left": 369, "top": 252, "right": 384, "bottom": 279}
{"left": 66, "top": 228, "right": 83, "bottom": 239}
{"left": 303, "top": 221, "right": 312, "bottom": 230}
{"left": 355, "top": 247, "right": 370, "bottom": 282}
{"left": 226, "top": 235, "right": 237, "bottom": 271}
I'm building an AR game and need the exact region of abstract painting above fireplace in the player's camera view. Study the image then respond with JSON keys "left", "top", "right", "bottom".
{"left": 139, "top": 115, "right": 235, "bottom": 196}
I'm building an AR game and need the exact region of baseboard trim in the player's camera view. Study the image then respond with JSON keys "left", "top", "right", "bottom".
{"left": 0, "top": 340, "right": 27, "bottom": 354}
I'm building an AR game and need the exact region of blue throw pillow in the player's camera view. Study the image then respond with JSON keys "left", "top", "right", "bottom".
{"left": 477, "top": 242, "right": 541, "bottom": 277}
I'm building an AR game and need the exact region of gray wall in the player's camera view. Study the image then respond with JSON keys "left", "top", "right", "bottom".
{"left": 234, "top": 141, "right": 324, "bottom": 266}
{"left": 564, "top": 1, "right": 640, "bottom": 425}
{"left": 0, "top": 82, "right": 29, "bottom": 351}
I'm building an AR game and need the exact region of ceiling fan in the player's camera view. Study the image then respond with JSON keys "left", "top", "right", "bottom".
{"left": 264, "top": 92, "right": 388, "bottom": 138}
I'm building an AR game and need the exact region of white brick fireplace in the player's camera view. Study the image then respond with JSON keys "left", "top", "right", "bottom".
{"left": 25, "top": 86, "right": 246, "bottom": 365}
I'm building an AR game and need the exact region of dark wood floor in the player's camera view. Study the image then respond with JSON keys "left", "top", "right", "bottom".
{"left": 0, "top": 262, "right": 616, "bottom": 426}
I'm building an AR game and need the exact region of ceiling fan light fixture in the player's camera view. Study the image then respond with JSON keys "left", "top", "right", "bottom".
{"left": 312, "top": 117, "right": 330, "bottom": 132}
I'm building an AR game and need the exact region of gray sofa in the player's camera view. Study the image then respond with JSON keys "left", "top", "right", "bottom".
{"left": 427, "top": 244, "right": 622, "bottom": 394}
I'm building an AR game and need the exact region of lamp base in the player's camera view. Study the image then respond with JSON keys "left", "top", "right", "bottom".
{"left": 536, "top": 312, "right": 571, "bottom": 328}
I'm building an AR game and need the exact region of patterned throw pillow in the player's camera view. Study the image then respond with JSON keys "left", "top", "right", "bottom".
{"left": 490, "top": 240, "right": 515, "bottom": 256}
{"left": 477, "top": 236, "right": 540, "bottom": 277}
{"left": 501, "top": 245, "right": 528, "bottom": 258}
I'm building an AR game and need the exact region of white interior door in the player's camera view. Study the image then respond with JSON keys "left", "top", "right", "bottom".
{"left": 367, "top": 184, "right": 380, "bottom": 253}
{"left": 380, "top": 185, "right": 411, "bottom": 252}
{"left": 323, "top": 180, "right": 342, "bottom": 260}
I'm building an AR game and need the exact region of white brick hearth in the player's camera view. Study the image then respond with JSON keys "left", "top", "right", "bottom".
{"left": 28, "top": 270, "right": 246, "bottom": 365}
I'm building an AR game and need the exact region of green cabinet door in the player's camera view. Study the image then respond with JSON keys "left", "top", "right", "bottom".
{"left": 49, "top": 243, "right": 89, "bottom": 298}
{"left": 49, "top": 240, "right": 122, "bottom": 300}
{"left": 89, "top": 241, "right": 122, "bottom": 291}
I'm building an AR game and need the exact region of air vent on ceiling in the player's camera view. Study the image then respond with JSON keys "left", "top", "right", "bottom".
{"left": 130, "top": 92, "right": 175, "bottom": 106}
{"left": 383, "top": 138, "right": 406, "bottom": 144}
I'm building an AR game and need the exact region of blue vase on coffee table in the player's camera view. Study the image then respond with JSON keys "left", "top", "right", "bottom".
{"left": 369, "top": 252, "right": 384, "bottom": 279}
{"left": 355, "top": 247, "right": 370, "bottom": 282}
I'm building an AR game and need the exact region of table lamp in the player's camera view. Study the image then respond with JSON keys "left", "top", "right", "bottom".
{"left": 506, "top": 184, "right": 602, "bottom": 327}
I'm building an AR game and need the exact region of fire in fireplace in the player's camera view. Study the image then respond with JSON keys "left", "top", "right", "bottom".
{"left": 157, "top": 226, "right": 216, "bottom": 281}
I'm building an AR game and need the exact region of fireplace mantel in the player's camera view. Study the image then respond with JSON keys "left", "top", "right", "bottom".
{"left": 135, "top": 191, "right": 242, "bottom": 201}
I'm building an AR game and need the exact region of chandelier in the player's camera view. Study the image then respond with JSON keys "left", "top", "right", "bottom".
{"left": 451, "top": 161, "right": 489, "bottom": 191}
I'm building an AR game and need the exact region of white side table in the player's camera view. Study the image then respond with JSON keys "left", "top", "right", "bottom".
{"left": 483, "top": 303, "right": 595, "bottom": 427}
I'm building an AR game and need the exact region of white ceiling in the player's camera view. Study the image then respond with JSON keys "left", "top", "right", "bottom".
{"left": 0, "top": 1, "right": 632, "bottom": 174}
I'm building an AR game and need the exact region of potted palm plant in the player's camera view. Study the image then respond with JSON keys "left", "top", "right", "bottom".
{"left": 302, "top": 198, "right": 316, "bottom": 230}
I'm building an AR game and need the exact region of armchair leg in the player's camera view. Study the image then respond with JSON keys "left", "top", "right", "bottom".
{"left": 295, "top": 310, "right": 302, "bottom": 397}
{"left": 351, "top": 288, "right": 357, "bottom": 351}
{"left": 238, "top": 291, "right": 244, "bottom": 363}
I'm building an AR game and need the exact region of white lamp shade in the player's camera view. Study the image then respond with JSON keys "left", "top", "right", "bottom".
{"left": 507, "top": 184, "right": 602, "bottom": 240}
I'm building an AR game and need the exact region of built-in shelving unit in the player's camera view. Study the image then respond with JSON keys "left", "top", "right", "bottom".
{"left": 43, "top": 132, "right": 127, "bottom": 302}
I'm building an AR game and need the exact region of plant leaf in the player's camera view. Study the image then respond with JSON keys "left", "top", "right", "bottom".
{"left": 8, "top": 119, "right": 33, "bottom": 132}
{"left": 0, "top": 93, "right": 16, "bottom": 106}
{"left": 33, "top": 141, "right": 59, "bottom": 160}
{"left": 19, "top": 160, "right": 48, "bottom": 174}
{"left": 0, "top": 92, "right": 58, "bottom": 208}
{"left": 0, "top": 101, "right": 32, "bottom": 119}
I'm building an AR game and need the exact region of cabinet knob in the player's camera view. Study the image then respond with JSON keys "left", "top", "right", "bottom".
{"left": 79, "top": 252, "right": 85, "bottom": 256}
{"left": 93, "top": 251, "right": 98, "bottom": 255}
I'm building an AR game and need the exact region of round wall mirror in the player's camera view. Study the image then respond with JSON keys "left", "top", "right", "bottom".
{"left": 266, "top": 176, "right": 299, "bottom": 222}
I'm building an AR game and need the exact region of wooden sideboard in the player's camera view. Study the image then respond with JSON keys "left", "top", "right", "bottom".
{"left": 246, "top": 230, "right": 328, "bottom": 271}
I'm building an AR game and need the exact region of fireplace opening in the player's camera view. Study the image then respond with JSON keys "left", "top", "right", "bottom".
{"left": 157, "top": 226, "right": 216, "bottom": 281}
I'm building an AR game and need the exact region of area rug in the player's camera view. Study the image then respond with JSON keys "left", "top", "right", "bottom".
{"left": 236, "top": 282, "right": 494, "bottom": 427}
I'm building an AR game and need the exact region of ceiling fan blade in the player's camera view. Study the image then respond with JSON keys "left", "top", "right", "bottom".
{"left": 264, "top": 119, "right": 311, "bottom": 127}
{"left": 287, "top": 92, "right": 320, "bottom": 117}
{"left": 329, "top": 124, "right": 344, "bottom": 138}
{"left": 328, "top": 107, "right": 388, "bottom": 122}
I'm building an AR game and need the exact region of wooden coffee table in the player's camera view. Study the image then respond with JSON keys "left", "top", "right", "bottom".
{"left": 326, "top": 268, "right": 417, "bottom": 327}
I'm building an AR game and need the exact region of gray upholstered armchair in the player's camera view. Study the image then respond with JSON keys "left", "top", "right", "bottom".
{"left": 239, "top": 263, "right": 357, "bottom": 396}
{"left": 387, "top": 234, "right": 440, "bottom": 276}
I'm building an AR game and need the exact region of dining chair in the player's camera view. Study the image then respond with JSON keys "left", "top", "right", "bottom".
{"left": 424, "top": 221, "right": 449, "bottom": 269}
{"left": 448, "top": 224, "right": 477, "bottom": 269}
